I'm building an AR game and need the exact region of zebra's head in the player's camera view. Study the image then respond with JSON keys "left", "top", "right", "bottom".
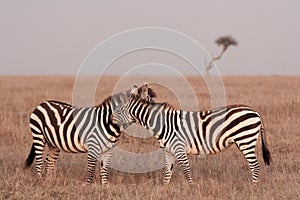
{"left": 134, "top": 83, "right": 156, "bottom": 103}
{"left": 112, "top": 103, "right": 134, "bottom": 131}
{"left": 112, "top": 84, "right": 153, "bottom": 131}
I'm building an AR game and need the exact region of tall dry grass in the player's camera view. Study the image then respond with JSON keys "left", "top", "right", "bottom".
{"left": 0, "top": 76, "right": 299, "bottom": 199}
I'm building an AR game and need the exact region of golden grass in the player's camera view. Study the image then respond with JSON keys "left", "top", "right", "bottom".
{"left": 0, "top": 75, "right": 299, "bottom": 199}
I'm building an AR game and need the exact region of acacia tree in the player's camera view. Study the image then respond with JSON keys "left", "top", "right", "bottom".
{"left": 206, "top": 35, "right": 238, "bottom": 75}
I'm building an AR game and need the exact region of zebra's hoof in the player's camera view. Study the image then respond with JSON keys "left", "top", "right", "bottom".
{"left": 82, "top": 182, "right": 92, "bottom": 187}
{"left": 101, "top": 181, "right": 108, "bottom": 185}
{"left": 163, "top": 181, "right": 171, "bottom": 185}
{"left": 188, "top": 180, "right": 194, "bottom": 185}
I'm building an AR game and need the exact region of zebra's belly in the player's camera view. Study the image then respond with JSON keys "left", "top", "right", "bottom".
{"left": 186, "top": 138, "right": 226, "bottom": 156}
{"left": 43, "top": 126, "right": 88, "bottom": 153}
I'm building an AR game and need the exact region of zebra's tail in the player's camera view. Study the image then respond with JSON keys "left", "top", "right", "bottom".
{"left": 261, "top": 123, "right": 271, "bottom": 165}
{"left": 24, "top": 144, "right": 35, "bottom": 169}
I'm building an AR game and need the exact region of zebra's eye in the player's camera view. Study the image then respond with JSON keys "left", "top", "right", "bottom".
{"left": 115, "top": 108, "right": 121, "bottom": 115}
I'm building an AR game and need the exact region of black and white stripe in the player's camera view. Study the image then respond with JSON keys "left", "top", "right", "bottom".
{"left": 25, "top": 84, "right": 156, "bottom": 184}
{"left": 112, "top": 92, "right": 271, "bottom": 184}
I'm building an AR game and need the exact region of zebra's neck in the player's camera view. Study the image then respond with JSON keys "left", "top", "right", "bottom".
{"left": 94, "top": 90, "right": 131, "bottom": 139}
{"left": 129, "top": 99, "right": 177, "bottom": 138}
{"left": 97, "top": 90, "right": 131, "bottom": 109}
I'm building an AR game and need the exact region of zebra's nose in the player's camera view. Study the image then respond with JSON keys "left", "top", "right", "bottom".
{"left": 111, "top": 115, "right": 121, "bottom": 127}
{"left": 110, "top": 114, "right": 117, "bottom": 124}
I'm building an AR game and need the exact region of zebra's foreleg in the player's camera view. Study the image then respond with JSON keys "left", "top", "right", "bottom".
{"left": 45, "top": 147, "right": 60, "bottom": 176}
{"left": 164, "top": 151, "right": 176, "bottom": 184}
{"left": 86, "top": 133, "right": 101, "bottom": 184}
{"left": 86, "top": 152, "right": 99, "bottom": 184}
{"left": 99, "top": 149, "right": 113, "bottom": 184}
{"left": 175, "top": 147, "right": 193, "bottom": 184}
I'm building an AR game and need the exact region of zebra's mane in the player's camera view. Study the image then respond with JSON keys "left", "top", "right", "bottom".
{"left": 96, "top": 87, "right": 157, "bottom": 108}
{"left": 161, "top": 102, "right": 176, "bottom": 109}
{"left": 96, "top": 90, "right": 130, "bottom": 107}
{"left": 140, "top": 87, "right": 157, "bottom": 98}
{"left": 96, "top": 96, "right": 109, "bottom": 107}
{"left": 131, "top": 95, "right": 176, "bottom": 110}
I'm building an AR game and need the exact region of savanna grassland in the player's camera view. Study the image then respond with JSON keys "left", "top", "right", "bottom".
{"left": 0, "top": 76, "right": 299, "bottom": 200}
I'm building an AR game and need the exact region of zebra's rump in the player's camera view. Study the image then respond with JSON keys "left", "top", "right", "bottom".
{"left": 178, "top": 105, "right": 262, "bottom": 155}
{"left": 204, "top": 105, "right": 261, "bottom": 153}
{"left": 29, "top": 101, "right": 100, "bottom": 153}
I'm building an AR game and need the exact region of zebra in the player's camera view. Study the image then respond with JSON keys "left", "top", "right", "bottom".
{"left": 25, "top": 83, "right": 156, "bottom": 184}
{"left": 112, "top": 86, "right": 271, "bottom": 184}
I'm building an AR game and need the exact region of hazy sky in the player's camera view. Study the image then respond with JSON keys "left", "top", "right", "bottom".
{"left": 0, "top": 1, "right": 299, "bottom": 75}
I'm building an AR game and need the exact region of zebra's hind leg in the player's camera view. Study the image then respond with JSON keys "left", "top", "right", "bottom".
{"left": 164, "top": 151, "right": 176, "bottom": 184}
{"left": 236, "top": 142, "right": 260, "bottom": 183}
{"left": 175, "top": 147, "right": 193, "bottom": 184}
{"left": 29, "top": 124, "right": 46, "bottom": 178}
{"left": 99, "top": 149, "right": 113, "bottom": 185}
{"left": 33, "top": 142, "right": 46, "bottom": 178}
{"left": 45, "top": 147, "right": 60, "bottom": 176}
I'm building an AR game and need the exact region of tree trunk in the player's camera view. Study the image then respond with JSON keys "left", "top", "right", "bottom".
{"left": 206, "top": 49, "right": 226, "bottom": 75}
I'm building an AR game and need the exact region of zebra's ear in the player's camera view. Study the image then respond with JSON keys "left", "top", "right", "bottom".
{"left": 142, "top": 82, "right": 156, "bottom": 99}
{"left": 130, "top": 84, "right": 139, "bottom": 96}
{"left": 138, "top": 83, "right": 150, "bottom": 99}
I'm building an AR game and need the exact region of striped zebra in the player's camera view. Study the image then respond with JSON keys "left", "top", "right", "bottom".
{"left": 112, "top": 87, "right": 271, "bottom": 184}
{"left": 25, "top": 83, "right": 156, "bottom": 184}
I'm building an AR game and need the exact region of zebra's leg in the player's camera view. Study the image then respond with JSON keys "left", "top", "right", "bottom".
{"left": 245, "top": 150, "right": 260, "bottom": 183}
{"left": 236, "top": 142, "right": 260, "bottom": 183}
{"left": 174, "top": 147, "right": 193, "bottom": 184}
{"left": 86, "top": 137, "right": 101, "bottom": 184}
{"left": 86, "top": 151, "right": 99, "bottom": 184}
{"left": 29, "top": 124, "right": 46, "bottom": 178}
{"left": 33, "top": 141, "right": 46, "bottom": 177}
{"left": 45, "top": 147, "right": 60, "bottom": 176}
{"left": 99, "top": 149, "right": 113, "bottom": 184}
{"left": 85, "top": 131, "right": 104, "bottom": 184}
{"left": 164, "top": 151, "right": 176, "bottom": 184}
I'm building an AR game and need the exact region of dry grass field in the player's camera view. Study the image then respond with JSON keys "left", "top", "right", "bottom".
{"left": 0, "top": 75, "right": 299, "bottom": 199}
